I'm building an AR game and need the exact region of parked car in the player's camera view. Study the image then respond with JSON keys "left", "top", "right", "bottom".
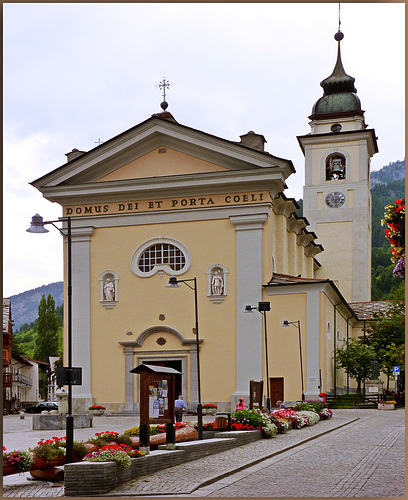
{"left": 25, "top": 402, "right": 59, "bottom": 413}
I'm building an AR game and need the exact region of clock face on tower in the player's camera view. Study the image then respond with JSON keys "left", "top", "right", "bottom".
{"left": 325, "top": 191, "right": 345, "bottom": 208}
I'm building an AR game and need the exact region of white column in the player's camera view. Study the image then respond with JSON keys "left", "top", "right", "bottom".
{"left": 70, "top": 226, "right": 94, "bottom": 410}
{"left": 124, "top": 346, "right": 134, "bottom": 411}
{"left": 230, "top": 213, "right": 268, "bottom": 401}
{"left": 305, "top": 288, "right": 321, "bottom": 399}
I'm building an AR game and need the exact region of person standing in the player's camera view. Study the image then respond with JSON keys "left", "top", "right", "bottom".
{"left": 175, "top": 395, "right": 187, "bottom": 422}
{"left": 236, "top": 398, "right": 246, "bottom": 411}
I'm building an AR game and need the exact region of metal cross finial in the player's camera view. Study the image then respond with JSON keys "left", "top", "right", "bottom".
{"left": 95, "top": 138, "right": 104, "bottom": 145}
{"left": 156, "top": 77, "right": 173, "bottom": 111}
{"left": 338, "top": 3, "right": 341, "bottom": 31}
{"left": 157, "top": 76, "right": 171, "bottom": 101}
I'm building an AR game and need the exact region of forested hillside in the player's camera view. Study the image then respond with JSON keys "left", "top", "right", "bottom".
{"left": 10, "top": 281, "right": 63, "bottom": 331}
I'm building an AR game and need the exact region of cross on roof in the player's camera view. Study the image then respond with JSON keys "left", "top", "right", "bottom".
{"left": 157, "top": 77, "right": 172, "bottom": 101}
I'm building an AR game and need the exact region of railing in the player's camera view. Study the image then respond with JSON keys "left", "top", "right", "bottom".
{"left": 326, "top": 393, "right": 380, "bottom": 409}
{"left": 14, "top": 373, "right": 33, "bottom": 387}
{"left": 3, "top": 372, "right": 32, "bottom": 387}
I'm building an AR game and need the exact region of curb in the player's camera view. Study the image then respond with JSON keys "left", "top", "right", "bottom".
{"left": 187, "top": 417, "right": 360, "bottom": 495}
{"left": 106, "top": 417, "right": 360, "bottom": 496}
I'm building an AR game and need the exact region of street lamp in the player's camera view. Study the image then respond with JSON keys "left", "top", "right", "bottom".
{"left": 282, "top": 320, "right": 305, "bottom": 402}
{"left": 245, "top": 302, "right": 271, "bottom": 410}
{"left": 26, "top": 214, "right": 75, "bottom": 463}
{"left": 166, "top": 276, "right": 203, "bottom": 439}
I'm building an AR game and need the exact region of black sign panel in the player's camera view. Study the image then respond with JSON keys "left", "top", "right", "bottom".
{"left": 56, "top": 367, "right": 82, "bottom": 386}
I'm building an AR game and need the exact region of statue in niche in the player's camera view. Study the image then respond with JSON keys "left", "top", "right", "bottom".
{"left": 211, "top": 269, "right": 224, "bottom": 295}
{"left": 103, "top": 278, "right": 115, "bottom": 301}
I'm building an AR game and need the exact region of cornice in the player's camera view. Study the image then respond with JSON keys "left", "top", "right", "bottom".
{"left": 297, "top": 128, "right": 378, "bottom": 156}
{"left": 39, "top": 167, "right": 289, "bottom": 205}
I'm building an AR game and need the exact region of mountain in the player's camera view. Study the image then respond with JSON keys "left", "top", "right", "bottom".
{"left": 371, "top": 159, "right": 405, "bottom": 187}
{"left": 9, "top": 282, "right": 63, "bottom": 331}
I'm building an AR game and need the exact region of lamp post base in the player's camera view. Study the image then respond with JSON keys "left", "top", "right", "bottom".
{"left": 66, "top": 414, "right": 74, "bottom": 464}
{"left": 197, "top": 403, "right": 203, "bottom": 440}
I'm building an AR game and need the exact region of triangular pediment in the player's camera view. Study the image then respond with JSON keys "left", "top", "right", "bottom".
{"left": 95, "top": 146, "right": 228, "bottom": 182}
{"left": 32, "top": 116, "right": 293, "bottom": 188}
{"left": 31, "top": 115, "right": 295, "bottom": 206}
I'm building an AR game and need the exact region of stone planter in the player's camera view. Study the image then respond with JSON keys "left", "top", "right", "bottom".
{"left": 378, "top": 403, "right": 395, "bottom": 410}
{"left": 203, "top": 408, "right": 217, "bottom": 415}
{"left": 90, "top": 409, "right": 105, "bottom": 416}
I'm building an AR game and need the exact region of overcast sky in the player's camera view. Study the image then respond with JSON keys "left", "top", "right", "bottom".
{"left": 3, "top": 2, "right": 405, "bottom": 298}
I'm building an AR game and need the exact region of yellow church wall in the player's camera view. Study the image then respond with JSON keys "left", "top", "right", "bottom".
{"left": 88, "top": 217, "right": 237, "bottom": 406}
{"left": 267, "top": 293, "right": 307, "bottom": 401}
{"left": 319, "top": 291, "right": 363, "bottom": 395}
{"left": 96, "top": 147, "right": 227, "bottom": 182}
{"left": 315, "top": 221, "right": 353, "bottom": 297}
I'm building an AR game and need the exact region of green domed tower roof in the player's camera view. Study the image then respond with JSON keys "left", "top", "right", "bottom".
{"left": 311, "top": 31, "right": 362, "bottom": 117}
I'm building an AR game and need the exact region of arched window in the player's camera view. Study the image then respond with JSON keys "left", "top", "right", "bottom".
{"left": 131, "top": 237, "right": 191, "bottom": 277}
{"left": 326, "top": 153, "right": 346, "bottom": 181}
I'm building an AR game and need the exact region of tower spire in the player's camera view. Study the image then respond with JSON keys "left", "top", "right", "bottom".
{"left": 310, "top": 4, "right": 362, "bottom": 116}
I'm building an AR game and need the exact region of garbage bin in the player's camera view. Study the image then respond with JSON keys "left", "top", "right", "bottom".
{"left": 215, "top": 416, "right": 227, "bottom": 429}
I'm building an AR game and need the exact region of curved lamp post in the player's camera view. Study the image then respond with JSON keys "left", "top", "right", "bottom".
{"left": 26, "top": 214, "right": 75, "bottom": 463}
{"left": 282, "top": 320, "right": 305, "bottom": 401}
{"left": 245, "top": 302, "right": 271, "bottom": 410}
{"left": 166, "top": 276, "right": 203, "bottom": 439}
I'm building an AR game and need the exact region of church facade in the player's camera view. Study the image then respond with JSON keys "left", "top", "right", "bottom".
{"left": 31, "top": 29, "right": 379, "bottom": 413}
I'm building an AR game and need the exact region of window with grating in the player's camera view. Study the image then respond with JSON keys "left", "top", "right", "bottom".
{"left": 138, "top": 243, "right": 186, "bottom": 273}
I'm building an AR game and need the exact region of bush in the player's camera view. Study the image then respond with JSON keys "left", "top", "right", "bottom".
{"left": 89, "top": 431, "right": 132, "bottom": 446}
{"left": 262, "top": 423, "right": 278, "bottom": 438}
{"left": 30, "top": 437, "right": 66, "bottom": 462}
{"left": 3, "top": 449, "right": 33, "bottom": 472}
{"left": 232, "top": 408, "right": 269, "bottom": 429}
{"left": 297, "top": 411, "right": 320, "bottom": 425}
{"left": 293, "top": 401, "right": 325, "bottom": 413}
{"left": 73, "top": 441, "right": 91, "bottom": 460}
{"left": 84, "top": 449, "right": 131, "bottom": 469}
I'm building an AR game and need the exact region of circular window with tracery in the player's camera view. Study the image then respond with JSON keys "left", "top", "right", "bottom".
{"left": 131, "top": 237, "right": 191, "bottom": 277}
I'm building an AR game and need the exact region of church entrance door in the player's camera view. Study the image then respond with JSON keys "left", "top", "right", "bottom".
{"left": 270, "top": 377, "right": 284, "bottom": 405}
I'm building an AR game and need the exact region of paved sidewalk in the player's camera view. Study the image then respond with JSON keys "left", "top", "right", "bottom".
{"left": 3, "top": 409, "right": 403, "bottom": 497}
{"left": 105, "top": 409, "right": 360, "bottom": 496}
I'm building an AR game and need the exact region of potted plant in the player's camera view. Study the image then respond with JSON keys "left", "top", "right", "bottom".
{"left": 89, "top": 405, "right": 106, "bottom": 416}
{"left": 202, "top": 403, "right": 217, "bottom": 415}
{"left": 29, "top": 437, "right": 66, "bottom": 469}
{"left": 378, "top": 400, "right": 396, "bottom": 410}
{"left": 3, "top": 447, "right": 34, "bottom": 475}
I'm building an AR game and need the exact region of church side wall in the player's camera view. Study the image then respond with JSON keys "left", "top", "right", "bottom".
{"left": 267, "top": 293, "right": 308, "bottom": 402}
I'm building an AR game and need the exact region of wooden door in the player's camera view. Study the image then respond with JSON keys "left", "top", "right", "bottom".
{"left": 270, "top": 378, "right": 284, "bottom": 405}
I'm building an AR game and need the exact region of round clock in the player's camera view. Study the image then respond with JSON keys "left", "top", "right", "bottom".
{"left": 325, "top": 191, "right": 345, "bottom": 208}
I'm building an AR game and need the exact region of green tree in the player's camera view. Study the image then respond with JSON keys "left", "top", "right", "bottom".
{"left": 335, "top": 338, "right": 376, "bottom": 395}
{"left": 365, "top": 297, "right": 405, "bottom": 391}
{"left": 33, "top": 294, "right": 60, "bottom": 362}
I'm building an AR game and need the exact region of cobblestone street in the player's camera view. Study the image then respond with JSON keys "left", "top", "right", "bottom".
{"left": 195, "top": 409, "right": 405, "bottom": 497}
{"left": 2, "top": 409, "right": 405, "bottom": 497}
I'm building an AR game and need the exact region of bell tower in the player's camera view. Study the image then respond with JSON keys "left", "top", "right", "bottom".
{"left": 298, "top": 28, "right": 378, "bottom": 303}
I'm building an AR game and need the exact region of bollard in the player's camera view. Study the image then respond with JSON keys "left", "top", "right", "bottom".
{"left": 20, "top": 410, "right": 25, "bottom": 419}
